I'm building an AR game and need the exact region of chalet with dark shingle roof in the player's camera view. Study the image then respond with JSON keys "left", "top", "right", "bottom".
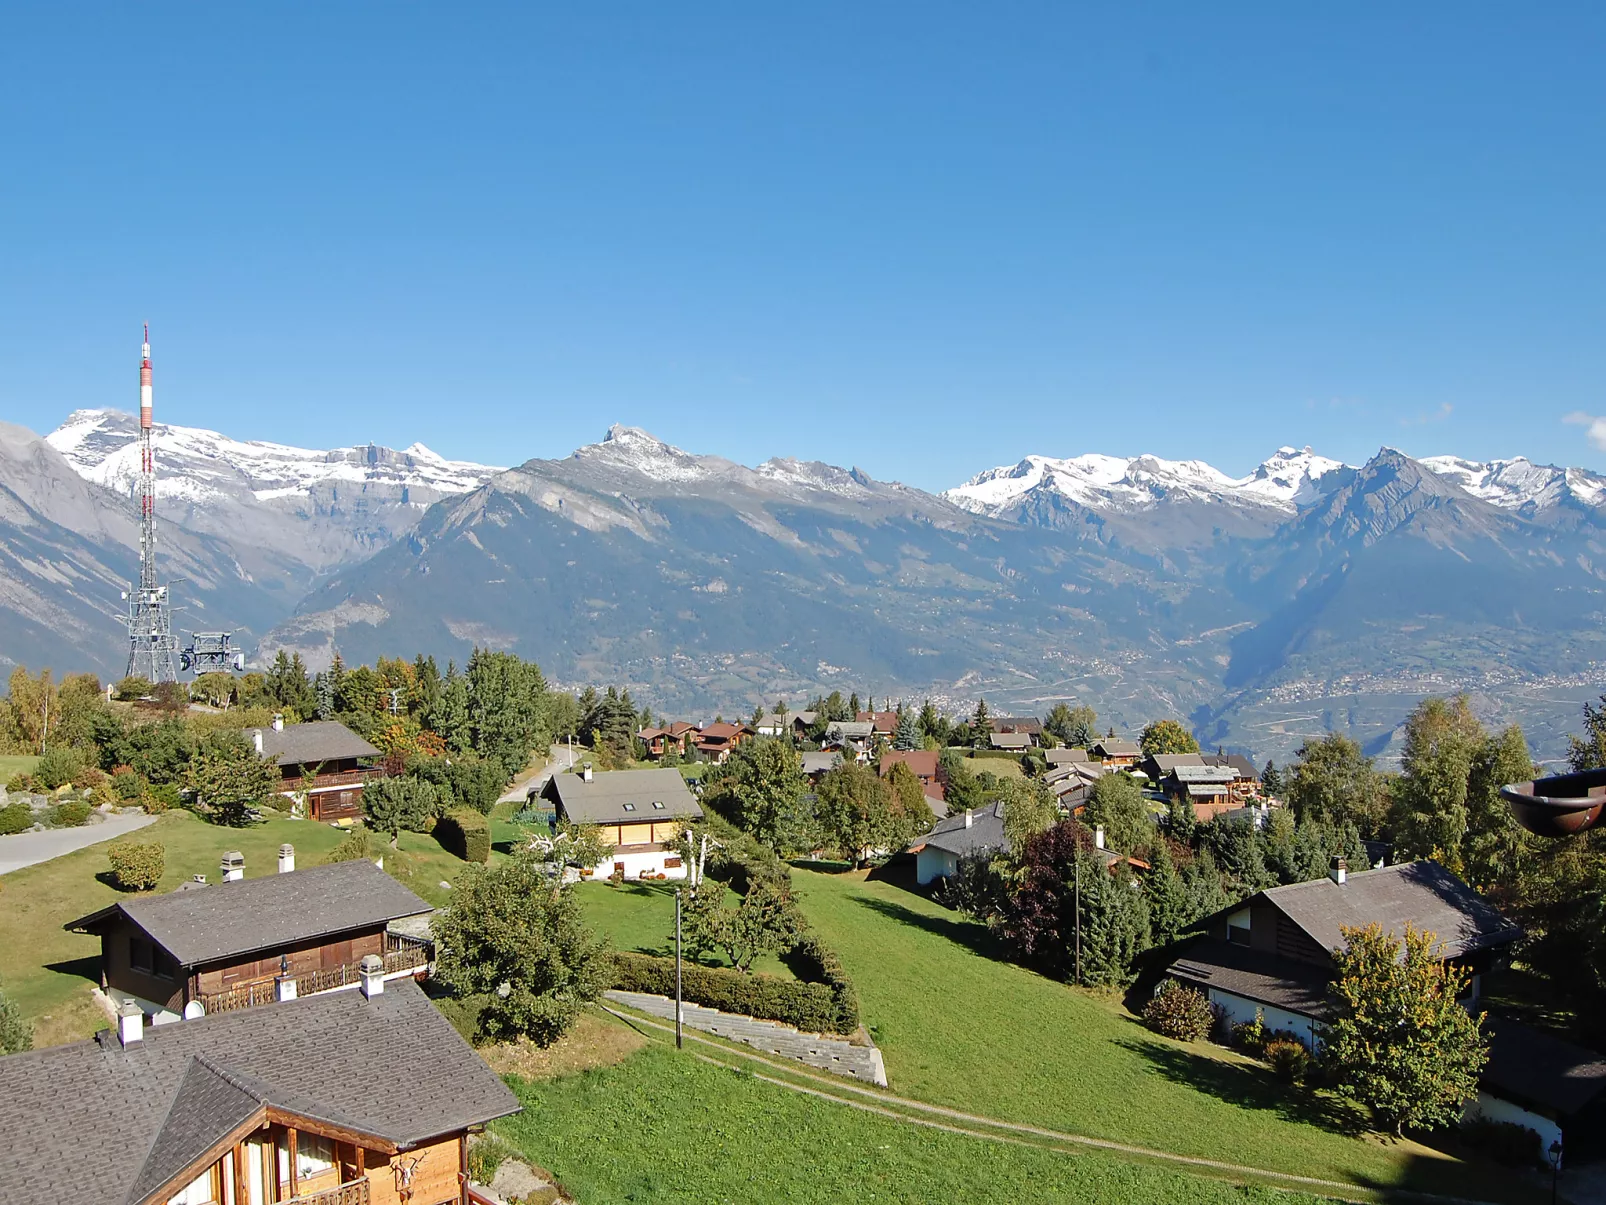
{"left": 540, "top": 767, "right": 702, "bottom": 880}
{"left": 0, "top": 977, "right": 518, "bottom": 1205}
{"left": 242, "top": 719, "right": 383, "bottom": 822}
{"left": 66, "top": 858, "right": 433, "bottom": 1022}
{"left": 694, "top": 721, "right": 753, "bottom": 763}
{"left": 1090, "top": 737, "right": 1140, "bottom": 766}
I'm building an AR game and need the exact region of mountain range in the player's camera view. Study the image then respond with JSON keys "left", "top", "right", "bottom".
{"left": 5, "top": 411, "right": 1604, "bottom": 766}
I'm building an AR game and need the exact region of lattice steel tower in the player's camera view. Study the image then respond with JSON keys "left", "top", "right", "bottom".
{"left": 124, "top": 324, "right": 178, "bottom": 683}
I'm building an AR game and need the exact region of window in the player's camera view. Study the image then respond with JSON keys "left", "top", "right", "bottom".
{"left": 652, "top": 801, "right": 665, "bottom": 810}
{"left": 622, "top": 803, "right": 636, "bottom": 812}
{"left": 664, "top": 857, "right": 683, "bottom": 869}
{"left": 296, "top": 1133, "right": 336, "bottom": 1179}
{"left": 166, "top": 1165, "right": 219, "bottom": 1205}
{"left": 130, "top": 937, "right": 154, "bottom": 974}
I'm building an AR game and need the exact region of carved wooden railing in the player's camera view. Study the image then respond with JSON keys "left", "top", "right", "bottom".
{"left": 286, "top": 1178, "right": 370, "bottom": 1205}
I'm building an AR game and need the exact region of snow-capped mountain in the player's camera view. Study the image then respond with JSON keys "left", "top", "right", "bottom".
{"left": 1418, "top": 455, "right": 1606, "bottom": 513}
{"left": 945, "top": 446, "right": 1348, "bottom": 518}
{"left": 47, "top": 409, "right": 504, "bottom": 571}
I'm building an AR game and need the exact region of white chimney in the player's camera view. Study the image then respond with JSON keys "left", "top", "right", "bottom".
{"left": 359, "top": 953, "right": 385, "bottom": 998}
{"left": 220, "top": 851, "right": 244, "bottom": 883}
{"left": 276, "top": 974, "right": 298, "bottom": 1002}
{"left": 278, "top": 843, "right": 296, "bottom": 874}
{"left": 117, "top": 1000, "right": 143, "bottom": 1047}
{"left": 271, "top": 713, "right": 284, "bottom": 733}
{"left": 582, "top": 763, "right": 594, "bottom": 783}
{"left": 963, "top": 809, "right": 973, "bottom": 829}
{"left": 1330, "top": 856, "right": 1348, "bottom": 886}
{"left": 253, "top": 730, "right": 264, "bottom": 754}
{"left": 1094, "top": 825, "right": 1106, "bottom": 850}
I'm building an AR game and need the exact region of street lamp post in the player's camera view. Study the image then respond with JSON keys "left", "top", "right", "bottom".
{"left": 1549, "top": 1138, "right": 1563, "bottom": 1205}
{"left": 674, "top": 888, "right": 684, "bottom": 1050}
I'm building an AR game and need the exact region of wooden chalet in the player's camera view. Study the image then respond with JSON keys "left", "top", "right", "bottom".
{"left": 636, "top": 722, "right": 697, "bottom": 759}
{"left": 0, "top": 975, "right": 519, "bottom": 1205}
{"left": 541, "top": 765, "right": 703, "bottom": 879}
{"left": 1161, "top": 764, "right": 1242, "bottom": 822}
{"left": 244, "top": 719, "right": 383, "bottom": 822}
{"left": 66, "top": 854, "right": 433, "bottom": 1022}
{"left": 855, "top": 710, "right": 898, "bottom": 738}
{"left": 1089, "top": 737, "right": 1140, "bottom": 767}
{"left": 992, "top": 717, "right": 1043, "bottom": 745}
{"left": 879, "top": 750, "right": 944, "bottom": 802}
{"left": 694, "top": 721, "right": 753, "bottom": 763}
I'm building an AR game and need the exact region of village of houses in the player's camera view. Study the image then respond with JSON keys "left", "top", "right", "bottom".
{"left": 1, "top": 698, "right": 1603, "bottom": 1205}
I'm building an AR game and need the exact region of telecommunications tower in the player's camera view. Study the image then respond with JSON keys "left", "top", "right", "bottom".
{"left": 123, "top": 324, "right": 179, "bottom": 683}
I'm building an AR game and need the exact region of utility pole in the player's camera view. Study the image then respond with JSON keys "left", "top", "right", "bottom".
{"left": 674, "top": 888, "right": 684, "bottom": 1049}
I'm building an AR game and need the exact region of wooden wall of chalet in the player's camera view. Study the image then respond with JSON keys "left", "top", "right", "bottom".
{"left": 368, "top": 1135, "right": 462, "bottom": 1205}
{"left": 194, "top": 929, "right": 386, "bottom": 995}
{"left": 590, "top": 820, "right": 683, "bottom": 848}
{"left": 100, "top": 924, "right": 185, "bottom": 1011}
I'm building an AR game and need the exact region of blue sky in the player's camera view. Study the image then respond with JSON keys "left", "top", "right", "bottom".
{"left": 3, "top": 3, "right": 1603, "bottom": 489}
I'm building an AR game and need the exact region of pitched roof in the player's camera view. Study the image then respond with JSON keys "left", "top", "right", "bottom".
{"left": 911, "top": 802, "right": 1008, "bottom": 859}
{"left": 0, "top": 979, "right": 519, "bottom": 1205}
{"left": 1204, "top": 752, "right": 1260, "bottom": 779}
{"left": 880, "top": 750, "right": 939, "bottom": 779}
{"left": 1482, "top": 1018, "right": 1606, "bottom": 1117}
{"left": 989, "top": 733, "right": 1032, "bottom": 750}
{"left": 855, "top": 711, "right": 897, "bottom": 732}
{"left": 992, "top": 717, "right": 1042, "bottom": 734}
{"left": 1147, "top": 753, "right": 1206, "bottom": 774}
{"left": 696, "top": 722, "right": 750, "bottom": 742}
{"left": 540, "top": 768, "right": 703, "bottom": 826}
{"left": 1168, "top": 764, "right": 1237, "bottom": 784}
{"left": 1167, "top": 939, "right": 1336, "bottom": 1020}
{"left": 241, "top": 720, "right": 380, "bottom": 768}
{"left": 1045, "top": 748, "right": 1088, "bottom": 765}
{"left": 826, "top": 721, "right": 874, "bottom": 740}
{"left": 1183, "top": 782, "right": 1230, "bottom": 798}
{"left": 1092, "top": 737, "right": 1139, "bottom": 757}
{"left": 1261, "top": 860, "right": 1521, "bottom": 959}
{"left": 799, "top": 752, "right": 841, "bottom": 775}
{"left": 66, "top": 859, "right": 431, "bottom": 968}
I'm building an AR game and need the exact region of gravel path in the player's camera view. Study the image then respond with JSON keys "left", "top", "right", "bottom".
{"left": 0, "top": 813, "right": 156, "bottom": 875}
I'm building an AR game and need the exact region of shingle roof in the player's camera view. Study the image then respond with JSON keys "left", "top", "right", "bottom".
{"left": 989, "top": 733, "right": 1032, "bottom": 750}
{"left": 800, "top": 752, "right": 841, "bottom": 775}
{"left": 826, "top": 721, "right": 874, "bottom": 740}
{"left": 241, "top": 720, "right": 380, "bottom": 768}
{"left": 1092, "top": 737, "right": 1139, "bottom": 757}
{"left": 1148, "top": 753, "right": 1206, "bottom": 774}
{"left": 1203, "top": 753, "right": 1260, "bottom": 779}
{"left": 1482, "top": 1018, "right": 1606, "bottom": 1117}
{"left": 1169, "top": 764, "right": 1237, "bottom": 784}
{"left": 0, "top": 979, "right": 520, "bottom": 1205}
{"left": 993, "top": 717, "right": 1042, "bottom": 734}
{"left": 541, "top": 768, "right": 703, "bottom": 826}
{"left": 66, "top": 859, "right": 431, "bottom": 968}
{"left": 1045, "top": 748, "right": 1088, "bottom": 765}
{"left": 1263, "top": 860, "right": 1521, "bottom": 959}
{"left": 910, "top": 802, "right": 1008, "bottom": 858}
{"left": 880, "top": 751, "right": 939, "bottom": 779}
{"left": 1167, "top": 940, "right": 1337, "bottom": 1020}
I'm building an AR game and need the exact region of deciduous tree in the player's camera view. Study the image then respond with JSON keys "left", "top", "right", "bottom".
{"left": 1139, "top": 719, "right": 1199, "bottom": 757}
{"left": 1391, "top": 695, "right": 1485, "bottom": 868}
{"left": 1286, "top": 733, "right": 1389, "bottom": 837}
{"left": 1324, "top": 923, "right": 1488, "bottom": 1135}
{"left": 1044, "top": 703, "right": 1097, "bottom": 749}
{"left": 184, "top": 732, "right": 282, "bottom": 826}
{"left": 1083, "top": 771, "right": 1149, "bottom": 855}
{"left": 702, "top": 736, "right": 806, "bottom": 852}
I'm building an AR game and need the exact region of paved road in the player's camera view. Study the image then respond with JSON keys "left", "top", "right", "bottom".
{"left": 0, "top": 813, "right": 156, "bottom": 875}
{"left": 495, "top": 743, "right": 579, "bottom": 806}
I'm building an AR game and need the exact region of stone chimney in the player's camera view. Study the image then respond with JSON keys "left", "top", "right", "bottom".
{"left": 117, "top": 1000, "right": 143, "bottom": 1047}
{"left": 1094, "top": 825, "right": 1106, "bottom": 851}
{"left": 359, "top": 953, "right": 385, "bottom": 998}
{"left": 253, "top": 730, "right": 264, "bottom": 754}
{"left": 271, "top": 713, "right": 284, "bottom": 733}
{"left": 278, "top": 843, "right": 296, "bottom": 874}
{"left": 220, "top": 851, "right": 245, "bottom": 883}
{"left": 963, "top": 809, "right": 973, "bottom": 829}
{"left": 582, "top": 763, "right": 594, "bottom": 783}
{"left": 1330, "top": 856, "right": 1348, "bottom": 886}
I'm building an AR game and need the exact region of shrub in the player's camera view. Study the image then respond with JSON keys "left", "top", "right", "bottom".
{"left": 142, "top": 781, "right": 181, "bottom": 815}
{"left": 1265, "top": 1038, "right": 1311, "bottom": 1084}
{"left": 107, "top": 840, "right": 165, "bottom": 891}
{"left": 72, "top": 765, "right": 108, "bottom": 790}
{"left": 467, "top": 1134, "right": 516, "bottom": 1184}
{"left": 35, "top": 746, "right": 87, "bottom": 790}
{"left": 1231, "top": 1008, "right": 1268, "bottom": 1054}
{"left": 324, "top": 827, "right": 376, "bottom": 863}
{"left": 1460, "top": 1118, "right": 1543, "bottom": 1168}
{"left": 111, "top": 766, "right": 145, "bottom": 800}
{"left": 47, "top": 799, "right": 93, "bottom": 828}
{"left": 436, "top": 809, "right": 491, "bottom": 863}
{"left": 781, "top": 930, "right": 861, "bottom": 1033}
{"left": 0, "top": 801, "right": 33, "bottom": 836}
{"left": 1142, "top": 980, "right": 1214, "bottom": 1041}
{"left": 114, "top": 675, "right": 154, "bottom": 700}
{"left": 5, "top": 772, "right": 33, "bottom": 792}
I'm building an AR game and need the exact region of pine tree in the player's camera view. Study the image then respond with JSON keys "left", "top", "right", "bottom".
{"left": 1260, "top": 759, "right": 1283, "bottom": 797}
{"left": 970, "top": 698, "right": 992, "bottom": 748}
{"left": 1144, "top": 839, "right": 1192, "bottom": 944}
{"left": 893, "top": 708, "right": 921, "bottom": 752}
{"left": 849, "top": 692, "right": 861, "bottom": 718}
{"left": 1076, "top": 853, "right": 1150, "bottom": 987}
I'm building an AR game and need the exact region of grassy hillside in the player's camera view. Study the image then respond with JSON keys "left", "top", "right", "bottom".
{"left": 789, "top": 866, "right": 1540, "bottom": 1203}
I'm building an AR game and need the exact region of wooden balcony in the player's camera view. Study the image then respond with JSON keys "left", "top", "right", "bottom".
{"left": 287, "top": 1178, "right": 370, "bottom": 1205}
{"left": 196, "top": 933, "right": 433, "bottom": 1014}
{"left": 287, "top": 768, "right": 372, "bottom": 791}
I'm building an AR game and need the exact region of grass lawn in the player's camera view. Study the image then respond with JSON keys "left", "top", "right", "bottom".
{"left": 0, "top": 809, "right": 485, "bottom": 1046}
{"left": 789, "top": 867, "right": 1546, "bottom": 1204}
{"left": 0, "top": 754, "right": 40, "bottom": 781}
{"left": 495, "top": 1033, "right": 1333, "bottom": 1205}
{"left": 963, "top": 755, "right": 1022, "bottom": 779}
{"left": 574, "top": 880, "right": 795, "bottom": 978}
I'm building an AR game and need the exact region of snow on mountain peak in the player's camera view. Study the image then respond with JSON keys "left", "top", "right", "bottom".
{"left": 1418, "top": 454, "right": 1606, "bottom": 511}
{"left": 945, "top": 447, "right": 1350, "bottom": 516}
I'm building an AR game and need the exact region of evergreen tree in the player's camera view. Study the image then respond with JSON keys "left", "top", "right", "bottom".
{"left": 1165, "top": 793, "right": 1198, "bottom": 845}
{"left": 264, "top": 651, "right": 316, "bottom": 720}
{"left": 362, "top": 776, "right": 441, "bottom": 848}
{"left": 1144, "top": 839, "right": 1192, "bottom": 944}
{"left": 1183, "top": 846, "right": 1231, "bottom": 918}
{"left": 314, "top": 669, "right": 335, "bottom": 722}
{"left": 938, "top": 748, "right": 983, "bottom": 812}
{"left": 1260, "top": 760, "right": 1284, "bottom": 797}
{"left": 1044, "top": 702, "right": 1096, "bottom": 749}
{"left": 848, "top": 692, "right": 861, "bottom": 718}
{"left": 1076, "top": 854, "right": 1151, "bottom": 987}
{"left": 1325, "top": 923, "right": 1489, "bottom": 1135}
{"left": 1567, "top": 694, "right": 1606, "bottom": 771}
{"left": 892, "top": 708, "right": 921, "bottom": 752}
{"left": 1200, "top": 816, "right": 1275, "bottom": 894}
{"left": 917, "top": 699, "right": 942, "bottom": 740}
{"left": 970, "top": 698, "right": 993, "bottom": 748}
{"left": 1463, "top": 725, "right": 1535, "bottom": 893}
{"left": 431, "top": 662, "right": 473, "bottom": 754}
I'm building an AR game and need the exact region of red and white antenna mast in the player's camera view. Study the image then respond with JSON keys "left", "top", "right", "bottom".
{"left": 125, "top": 324, "right": 177, "bottom": 682}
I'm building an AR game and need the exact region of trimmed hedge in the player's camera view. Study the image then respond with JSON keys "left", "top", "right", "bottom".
{"left": 436, "top": 809, "right": 491, "bottom": 863}
{"left": 964, "top": 749, "right": 1030, "bottom": 764}
{"left": 107, "top": 840, "right": 165, "bottom": 891}
{"left": 613, "top": 951, "right": 857, "bottom": 1035}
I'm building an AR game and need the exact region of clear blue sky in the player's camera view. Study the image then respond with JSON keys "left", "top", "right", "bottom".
{"left": 4, "top": 3, "right": 1603, "bottom": 489}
